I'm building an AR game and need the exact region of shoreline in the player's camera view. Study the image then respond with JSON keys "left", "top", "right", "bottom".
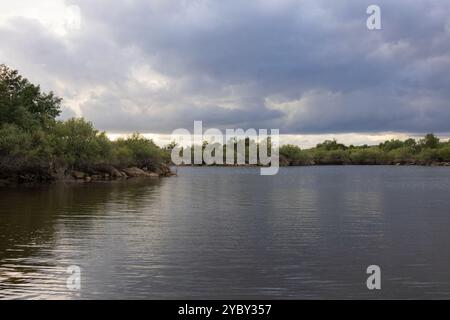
{"left": 178, "top": 161, "right": 450, "bottom": 167}
{"left": 0, "top": 163, "right": 175, "bottom": 187}
{"left": 2, "top": 162, "right": 449, "bottom": 187}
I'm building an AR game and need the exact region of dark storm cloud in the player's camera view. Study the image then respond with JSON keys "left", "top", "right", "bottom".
{"left": 1, "top": 0, "right": 450, "bottom": 134}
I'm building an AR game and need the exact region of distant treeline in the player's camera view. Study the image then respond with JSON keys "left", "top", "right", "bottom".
{"left": 0, "top": 64, "right": 170, "bottom": 182}
{"left": 170, "top": 134, "right": 450, "bottom": 167}
{"left": 279, "top": 136, "right": 450, "bottom": 166}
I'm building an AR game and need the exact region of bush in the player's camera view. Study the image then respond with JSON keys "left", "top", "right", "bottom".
{"left": 50, "top": 118, "right": 114, "bottom": 167}
{"left": 437, "top": 146, "right": 450, "bottom": 162}
{"left": 0, "top": 65, "right": 170, "bottom": 180}
{"left": 349, "top": 148, "right": 384, "bottom": 165}
{"left": 386, "top": 147, "right": 415, "bottom": 164}
{"left": 114, "top": 133, "right": 166, "bottom": 169}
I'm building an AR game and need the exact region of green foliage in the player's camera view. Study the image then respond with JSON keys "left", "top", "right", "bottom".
{"left": 280, "top": 136, "right": 450, "bottom": 166}
{"left": 182, "top": 135, "right": 450, "bottom": 166}
{"left": 0, "top": 124, "right": 32, "bottom": 158}
{"left": 115, "top": 133, "right": 166, "bottom": 169}
{"left": 50, "top": 118, "right": 114, "bottom": 166}
{"left": 0, "top": 64, "right": 61, "bottom": 130}
{"left": 437, "top": 145, "right": 450, "bottom": 162}
{"left": 383, "top": 147, "right": 413, "bottom": 164}
{"left": 349, "top": 147, "right": 384, "bottom": 165}
{"left": 379, "top": 139, "right": 405, "bottom": 152}
{"left": 279, "top": 144, "right": 312, "bottom": 165}
{"left": 419, "top": 133, "right": 440, "bottom": 149}
{"left": 280, "top": 144, "right": 302, "bottom": 159}
{"left": 316, "top": 139, "right": 347, "bottom": 151}
{"left": 417, "top": 148, "right": 439, "bottom": 164}
{"left": 0, "top": 65, "right": 169, "bottom": 178}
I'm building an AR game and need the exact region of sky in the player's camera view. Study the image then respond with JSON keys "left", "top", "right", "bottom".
{"left": 1, "top": 0, "right": 449, "bottom": 147}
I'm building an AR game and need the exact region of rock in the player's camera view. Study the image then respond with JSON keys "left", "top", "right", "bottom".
{"left": 89, "top": 165, "right": 123, "bottom": 178}
{"left": 279, "top": 155, "right": 290, "bottom": 167}
{"left": 158, "top": 163, "right": 175, "bottom": 176}
{"left": 71, "top": 171, "right": 86, "bottom": 179}
{"left": 148, "top": 172, "right": 160, "bottom": 177}
{"left": 122, "top": 167, "right": 158, "bottom": 177}
{"left": 84, "top": 176, "right": 92, "bottom": 182}
{"left": 160, "top": 163, "right": 171, "bottom": 172}
{"left": 110, "top": 167, "right": 125, "bottom": 178}
{"left": 51, "top": 166, "right": 68, "bottom": 180}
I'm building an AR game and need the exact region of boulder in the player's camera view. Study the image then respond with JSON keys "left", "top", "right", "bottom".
{"left": 71, "top": 171, "right": 86, "bottom": 179}
{"left": 122, "top": 167, "right": 158, "bottom": 177}
{"left": 92, "top": 165, "right": 126, "bottom": 178}
{"left": 158, "top": 163, "right": 175, "bottom": 176}
{"left": 279, "top": 155, "right": 290, "bottom": 167}
{"left": 110, "top": 167, "right": 126, "bottom": 178}
{"left": 147, "top": 172, "right": 160, "bottom": 177}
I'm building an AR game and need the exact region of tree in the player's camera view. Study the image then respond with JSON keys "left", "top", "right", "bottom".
{"left": 0, "top": 64, "right": 61, "bottom": 129}
{"left": 165, "top": 141, "right": 178, "bottom": 151}
{"left": 420, "top": 133, "right": 439, "bottom": 149}
{"left": 51, "top": 118, "right": 112, "bottom": 167}
{"left": 280, "top": 144, "right": 302, "bottom": 160}
{"left": 115, "top": 133, "right": 163, "bottom": 168}
{"left": 316, "top": 139, "right": 347, "bottom": 151}
{"left": 379, "top": 139, "right": 404, "bottom": 152}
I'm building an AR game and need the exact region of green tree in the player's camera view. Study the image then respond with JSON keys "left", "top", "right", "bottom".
{"left": 420, "top": 133, "right": 439, "bottom": 149}
{"left": 115, "top": 133, "right": 164, "bottom": 169}
{"left": 51, "top": 118, "right": 113, "bottom": 167}
{"left": 316, "top": 139, "right": 347, "bottom": 151}
{"left": 0, "top": 64, "right": 61, "bottom": 129}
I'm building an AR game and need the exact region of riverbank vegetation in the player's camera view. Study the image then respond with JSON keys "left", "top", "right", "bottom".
{"left": 279, "top": 135, "right": 450, "bottom": 166}
{"left": 173, "top": 133, "right": 450, "bottom": 167}
{"left": 0, "top": 65, "right": 171, "bottom": 184}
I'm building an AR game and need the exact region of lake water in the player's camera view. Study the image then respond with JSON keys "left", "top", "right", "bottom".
{"left": 1, "top": 166, "right": 450, "bottom": 299}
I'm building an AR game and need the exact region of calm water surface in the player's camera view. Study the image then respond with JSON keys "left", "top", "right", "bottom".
{"left": 1, "top": 166, "right": 450, "bottom": 299}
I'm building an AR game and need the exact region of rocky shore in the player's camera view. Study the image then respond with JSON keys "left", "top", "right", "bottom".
{"left": 0, "top": 163, "right": 175, "bottom": 186}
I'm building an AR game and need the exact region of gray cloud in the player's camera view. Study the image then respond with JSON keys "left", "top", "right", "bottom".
{"left": 1, "top": 0, "right": 450, "bottom": 134}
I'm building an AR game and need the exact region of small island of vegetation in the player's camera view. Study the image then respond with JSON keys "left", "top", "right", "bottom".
{"left": 0, "top": 65, "right": 173, "bottom": 185}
